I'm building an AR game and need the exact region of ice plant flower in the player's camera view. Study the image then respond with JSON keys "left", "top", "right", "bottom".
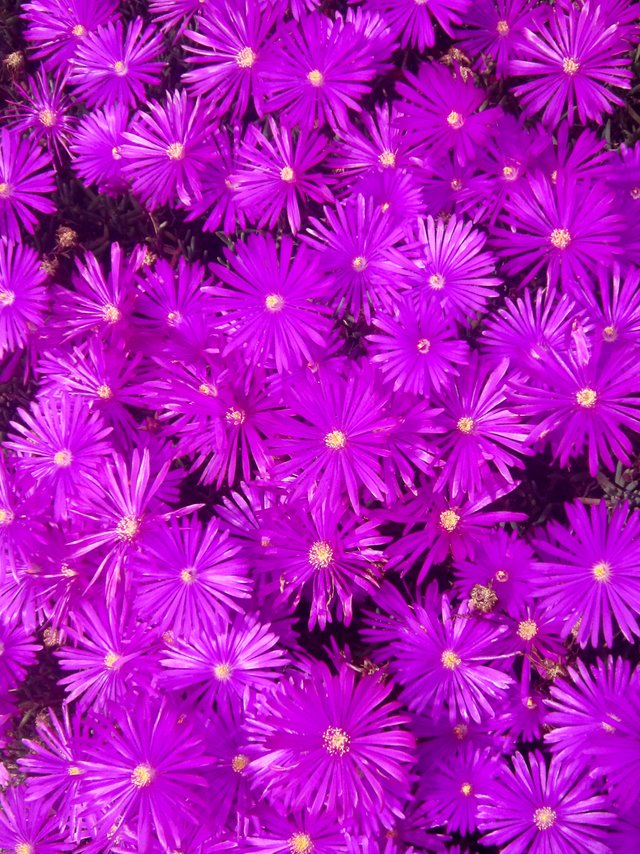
{"left": 70, "top": 103, "right": 130, "bottom": 195}
{"left": 454, "top": 0, "right": 538, "bottom": 77}
{"left": 0, "top": 128, "right": 56, "bottom": 239}
{"left": 0, "top": 786, "right": 73, "bottom": 852}
{"left": 21, "top": 0, "right": 118, "bottom": 69}
{"left": 9, "top": 67, "right": 73, "bottom": 162}
{"left": 0, "top": 238, "right": 49, "bottom": 357}
{"left": 369, "top": 0, "right": 469, "bottom": 51}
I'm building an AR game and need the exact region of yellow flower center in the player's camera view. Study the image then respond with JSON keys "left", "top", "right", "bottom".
{"left": 429, "top": 273, "right": 445, "bottom": 289}
{"left": 562, "top": 57, "right": 580, "bottom": 75}
{"left": 495, "top": 569, "right": 509, "bottom": 582}
{"left": 446, "top": 110, "right": 464, "bottom": 129}
{"left": 439, "top": 509, "right": 460, "bottom": 532}
{"left": 497, "top": 19, "right": 510, "bottom": 35}
{"left": 15, "top": 845, "right": 35, "bottom": 854}
{"left": 180, "top": 567, "right": 196, "bottom": 584}
{"left": 517, "top": 619, "right": 538, "bottom": 641}
{"left": 324, "top": 430, "right": 346, "bottom": 450}
{"left": 265, "top": 293, "right": 284, "bottom": 312}
{"left": 104, "top": 651, "right": 121, "bottom": 669}
{"left": 307, "top": 69, "right": 324, "bottom": 87}
{"left": 576, "top": 387, "right": 597, "bottom": 408}
{"left": 0, "top": 508, "right": 14, "bottom": 526}
{"left": 457, "top": 416, "right": 474, "bottom": 434}
{"left": 68, "top": 765, "right": 83, "bottom": 776}
{"left": 225, "top": 407, "right": 246, "bottom": 426}
{"left": 231, "top": 753, "right": 250, "bottom": 773}
{"left": 102, "top": 303, "right": 121, "bottom": 323}
{"left": 533, "top": 806, "right": 557, "bottom": 830}
{"left": 352, "top": 255, "right": 367, "bottom": 272}
{"left": 166, "top": 142, "right": 185, "bottom": 161}
{"left": 592, "top": 561, "right": 611, "bottom": 582}
{"left": 453, "top": 723, "right": 468, "bottom": 740}
{"left": 550, "top": 228, "right": 571, "bottom": 250}
{"left": 322, "top": 726, "right": 350, "bottom": 756}
{"left": 280, "top": 165, "right": 295, "bottom": 183}
{"left": 53, "top": 449, "right": 73, "bottom": 467}
{"left": 451, "top": 178, "right": 462, "bottom": 191}
{"left": 198, "top": 382, "right": 217, "bottom": 396}
{"left": 502, "top": 164, "right": 518, "bottom": 181}
{"left": 378, "top": 149, "right": 396, "bottom": 168}
{"left": 167, "top": 310, "right": 182, "bottom": 326}
{"left": 288, "top": 833, "right": 314, "bottom": 854}
{"left": 0, "top": 289, "right": 15, "bottom": 307}
{"left": 113, "top": 60, "right": 127, "bottom": 75}
{"left": 97, "top": 384, "right": 113, "bottom": 399}
{"left": 116, "top": 515, "right": 141, "bottom": 541}
{"left": 0, "top": 182, "right": 10, "bottom": 198}
{"left": 631, "top": 186, "right": 640, "bottom": 200}
{"left": 131, "top": 763, "right": 154, "bottom": 788}
{"left": 214, "top": 663, "right": 233, "bottom": 681}
{"left": 112, "top": 146, "right": 122, "bottom": 160}
{"left": 602, "top": 325, "right": 617, "bottom": 342}
{"left": 417, "top": 338, "right": 431, "bottom": 354}
{"left": 441, "top": 649, "right": 461, "bottom": 669}
{"left": 308, "top": 540, "right": 334, "bottom": 569}
{"left": 72, "top": 23, "right": 86, "bottom": 37}
{"left": 236, "top": 46, "right": 256, "bottom": 68}
{"left": 38, "top": 108, "right": 57, "bottom": 127}
{"left": 460, "top": 782, "right": 473, "bottom": 796}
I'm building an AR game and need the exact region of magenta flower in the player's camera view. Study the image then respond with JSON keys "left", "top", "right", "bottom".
{"left": 21, "top": 0, "right": 118, "bottom": 69}
{"left": 511, "top": 1, "right": 633, "bottom": 127}
{"left": 68, "top": 18, "right": 164, "bottom": 109}
{"left": 477, "top": 751, "right": 613, "bottom": 853}
{"left": 329, "top": 104, "right": 412, "bottom": 180}
{"left": 369, "top": 0, "right": 469, "bottom": 50}
{"left": 184, "top": 0, "right": 278, "bottom": 119}
{"left": 211, "top": 233, "right": 333, "bottom": 372}
{"left": 70, "top": 103, "right": 130, "bottom": 195}
{"left": 235, "top": 119, "right": 333, "bottom": 233}
{"left": 0, "top": 238, "right": 48, "bottom": 358}
{"left": 0, "top": 787, "right": 72, "bottom": 853}
{"left": 0, "top": 617, "right": 39, "bottom": 693}
{"left": 121, "top": 90, "right": 213, "bottom": 208}
{"left": 9, "top": 67, "right": 73, "bottom": 162}
{"left": 248, "top": 662, "right": 415, "bottom": 832}
{"left": 533, "top": 500, "right": 640, "bottom": 646}
{"left": 0, "top": 128, "right": 56, "bottom": 239}
{"left": 454, "top": 0, "right": 538, "bottom": 77}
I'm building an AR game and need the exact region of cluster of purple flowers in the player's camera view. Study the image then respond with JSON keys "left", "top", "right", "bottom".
{"left": 2, "top": 0, "right": 640, "bottom": 850}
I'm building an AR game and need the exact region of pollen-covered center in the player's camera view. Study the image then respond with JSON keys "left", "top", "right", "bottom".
{"left": 180, "top": 567, "right": 196, "bottom": 584}
{"left": 116, "top": 514, "right": 141, "bottom": 541}
{"left": 517, "top": 619, "right": 538, "bottom": 640}
{"left": 495, "top": 569, "right": 509, "bottom": 582}
{"left": 307, "top": 68, "right": 324, "bottom": 87}
{"left": 502, "top": 164, "right": 518, "bottom": 181}
{"left": 288, "top": 832, "right": 314, "bottom": 854}
{"left": 378, "top": 149, "right": 396, "bottom": 168}
{"left": 97, "top": 384, "right": 113, "bottom": 400}
{"left": 166, "top": 142, "right": 185, "bottom": 161}
{"left": 562, "top": 56, "right": 580, "bottom": 75}
{"left": 457, "top": 416, "right": 475, "bottom": 434}
{"left": 496, "top": 19, "right": 510, "bottom": 35}
{"left": 225, "top": 407, "right": 246, "bottom": 426}
{"left": 53, "top": 449, "right": 73, "bottom": 467}
{"left": 441, "top": 649, "right": 461, "bottom": 669}
{"left": 0, "top": 182, "right": 11, "bottom": 198}
{"left": 72, "top": 23, "right": 86, "bottom": 37}
{"left": 0, "top": 289, "right": 15, "bottom": 306}
{"left": 602, "top": 325, "right": 617, "bottom": 342}
{"left": 592, "top": 561, "right": 611, "bottom": 583}
{"left": 231, "top": 753, "right": 250, "bottom": 773}
{"left": 417, "top": 338, "right": 431, "bottom": 354}
{"left": 533, "top": 806, "right": 557, "bottom": 830}
{"left": 214, "top": 662, "right": 233, "bottom": 681}
{"left": 112, "top": 146, "right": 122, "bottom": 160}
{"left": 352, "top": 255, "right": 367, "bottom": 272}
{"left": 324, "top": 430, "right": 347, "bottom": 450}
{"left": 113, "top": 60, "right": 127, "bottom": 75}
{"left": 446, "top": 110, "right": 465, "bottom": 130}
{"left": 322, "top": 725, "right": 351, "bottom": 756}
{"left": 104, "top": 651, "right": 121, "bottom": 670}
{"left": 15, "top": 844, "right": 35, "bottom": 854}
{"left": 550, "top": 227, "right": 571, "bottom": 250}
{"left": 439, "top": 509, "right": 460, "bottom": 532}
{"left": 131, "top": 763, "right": 155, "bottom": 788}
{"left": 236, "top": 46, "right": 256, "bottom": 68}
{"left": 265, "top": 293, "right": 285, "bottom": 312}
{"left": 429, "top": 273, "right": 445, "bottom": 289}
{"left": 576, "top": 387, "right": 597, "bottom": 408}
{"left": 460, "top": 782, "right": 473, "bottom": 796}
{"left": 308, "top": 540, "right": 334, "bottom": 569}
{"left": 280, "top": 165, "right": 295, "bottom": 183}
{"left": 102, "top": 303, "right": 121, "bottom": 323}
{"left": 68, "top": 764, "right": 83, "bottom": 776}
{"left": 38, "top": 108, "right": 57, "bottom": 127}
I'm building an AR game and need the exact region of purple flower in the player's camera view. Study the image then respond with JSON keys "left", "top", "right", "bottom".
{"left": 9, "top": 68, "right": 73, "bottom": 161}
{"left": 5, "top": 393, "right": 112, "bottom": 521}
{"left": 582, "top": 263, "right": 640, "bottom": 350}
{"left": 329, "top": 104, "right": 412, "bottom": 180}
{"left": 0, "top": 238, "right": 48, "bottom": 358}
{"left": 369, "top": 0, "right": 469, "bottom": 50}
{"left": 454, "top": 0, "right": 538, "bottom": 76}
{"left": 69, "top": 18, "right": 164, "bottom": 109}
{"left": 70, "top": 103, "right": 130, "bottom": 195}
{"left": 0, "top": 617, "right": 39, "bottom": 693}
{"left": 415, "top": 214, "right": 501, "bottom": 322}
{"left": 0, "top": 128, "right": 56, "bottom": 239}
{"left": 121, "top": 90, "right": 213, "bottom": 208}
{"left": 0, "top": 786, "right": 72, "bottom": 852}
{"left": 477, "top": 751, "right": 613, "bottom": 853}
{"left": 21, "top": 0, "right": 118, "bottom": 69}
{"left": 235, "top": 119, "right": 333, "bottom": 234}
{"left": 510, "top": 2, "right": 633, "bottom": 127}
{"left": 245, "top": 809, "right": 349, "bottom": 853}
{"left": 184, "top": 0, "right": 278, "bottom": 118}
{"left": 211, "top": 233, "right": 333, "bottom": 373}
{"left": 133, "top": 517, "right": 250, "bottom": 638}
{"left": 248, "top": 662, "right": 415, "bottom": 832}
{"left": 364, "top": 584, "right": 513, "bottom": 722}
{"left": 533, "top": 500, "right": 640, "bottom": 646}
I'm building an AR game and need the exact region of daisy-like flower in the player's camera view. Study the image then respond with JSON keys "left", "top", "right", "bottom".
{"left": 9, "top": 68, "right": 73, "bottom": 162}
{"left": 397, "top": 62, "right": 501, "bottom": 166}
{"left": 369, "top": 0, "right": 469, "bottom": 51}
{"left": 160, "top": 613, "right": 286, "bottom": 710}
{"left": 434, "top": 354, "right": 530, "bottom": 497}
{"left": 363, "top": 584, "right": 512, "bottom": 722}
{"left": 264, "top": 500, "right": 387, "bottom": 629}
{"left": 273, "top": 363, "right": 394, "bottom": 512}
{"left": 454, "top": 0, "right": 538, "bottom": 77}
{"left": 0, "top": 617, "right": 40, "bottom": 693}
{"left": 368, "top": 293, "right": 469, "bottom": 397}
{"left": 511, "top": 1, "right": 633, "bottom": 127}
{"left": 303, "top": 194, "right": 414, "bottom": 323}
{"left": 121, "top": 90, "right": 213, "bottom": 209}
{"left": 493, "top": 172, "right": 623, "bottom": 290}
{"left": 5, "top": 393, "right": 112, "bottom": 521}
{"left": 150, "top": 0, "right": 209, "bottom": 32}
{"left": 80, "top": 699, "right": 208, "bottom": 851}
{"left": 184, "top": 0, "right": 278, "bottom": 119}
{"left": 211, "top": 233, "right": 332, "bottom": 373}
{"left": 513, "top": 343, "right": 640, "bottom": 475}
{"left": 21, "top": 0, "right": 118, "bottom": 69}
{"left": 248, "top": 662, "right": 415, "bottom": 833}
{"left": 415, "top": 214, "right": 501, "bottom": 322}
{"left": 0, "top": 238, "right": 48, "bottom": 358}
{"left": 133, "top": 517, "right": 250, "bottom": 638}
{"left": 0, "top": 787, "right": 72, "bottom": 852}
{"left": 68, "top": 18, "right": 164, "bottom": 109}
{"left": 70, "top": 103, "right": 130, "bottom": 195}
{"left": 0, "top": 128, "right": 56, "bottom": 239}
{"left": 582, "top": 264, "right": 640, "bottom": 350}
{"left": 257, "top": 14, "right": 376, "bottom": 130}
{"left": 533, "top": 500, "right": 640, "bottom": 646}
{"left": 477, "top": 751, "right": 613, "bottom": 853}
{"left": 245, "top": 810, "right": 349, "bottom": 854}
{"left": 235, "top": 119, "right": 333, "bottom": 234}
{"left": 329, "top": 104, "right": 412, "bottom": 179}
